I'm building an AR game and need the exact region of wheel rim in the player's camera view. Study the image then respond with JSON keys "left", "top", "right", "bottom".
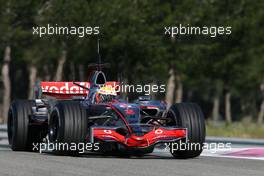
{"left": 49, "top": 114, "right": 59, "bottom": 142}
{"left": 166, "top": 109, "right": 180, "bottom": 126}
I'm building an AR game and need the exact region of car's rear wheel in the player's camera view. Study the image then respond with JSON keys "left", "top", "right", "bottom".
{"left": 48, "top": 101, "right": 88, "bottom": 155}
{"left": 167, "top": 103, "right": 205, "bottom": 159}
{"left": 8, "top": 100, "right": 42, "bottom": 151}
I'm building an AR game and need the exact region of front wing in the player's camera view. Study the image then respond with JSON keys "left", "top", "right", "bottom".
{"left": 90, "top": 126, "right": 187, "bottom": 148}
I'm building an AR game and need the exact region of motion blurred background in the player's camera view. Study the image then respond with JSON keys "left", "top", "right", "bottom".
{"left": 0, "top": 0, "right": 263, "bottom": 138}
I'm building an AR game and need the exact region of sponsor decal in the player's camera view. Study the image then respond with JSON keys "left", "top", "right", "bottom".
{"left": 155, "top": 129, "right": 163, "bottom": 134}
{"left": 103, "top": 130, "right": 112, "bottom": 134}
{"left": 41, "top": 82, "right": 90, "bottom": 94}
{"left": 124, "top": 109, "right": 135, "bottom": 115}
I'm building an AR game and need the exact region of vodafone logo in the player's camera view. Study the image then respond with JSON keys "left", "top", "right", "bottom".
{"left": 103, "top": 130, "right": 112, "bottom": 134}
{"left": 41, "top": 82, "right": 90, "bottom": 94}
{"left": 155, "top": 129, "right": 163, "bottom": 134}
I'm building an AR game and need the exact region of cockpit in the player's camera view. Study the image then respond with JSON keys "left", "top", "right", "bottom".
{"left": 86, "top": 70, "right": 118, "bottom": 104}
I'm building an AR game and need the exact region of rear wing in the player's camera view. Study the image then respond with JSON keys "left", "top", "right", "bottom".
{"left": 34, "top": 81, "right": 119, "bottom": 99}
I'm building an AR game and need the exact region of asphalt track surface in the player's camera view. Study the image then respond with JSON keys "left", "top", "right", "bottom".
{"left": 0, "top": 149, "right": 264, "bottom": 176}
{"left": 1, "top": 124, "right": 264, "bottom": 176}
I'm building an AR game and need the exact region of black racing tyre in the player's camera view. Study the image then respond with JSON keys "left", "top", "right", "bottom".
{"left": 8, "top": 100, "right": 42, "bottom": 151}
{"left": 48, "top": 101, "right": 88, "bottom": 155}
{"left": 167, "top": 103, "right": 205, "bottom": 159}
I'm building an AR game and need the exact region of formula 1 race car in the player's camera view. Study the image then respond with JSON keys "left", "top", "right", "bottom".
{"left": 7, "top": 61, "right": 205, "bottom": 159}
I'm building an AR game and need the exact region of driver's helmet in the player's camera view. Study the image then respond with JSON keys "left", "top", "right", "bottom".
{"left": 95, "top": 86, "right": 117, "bottom": 103}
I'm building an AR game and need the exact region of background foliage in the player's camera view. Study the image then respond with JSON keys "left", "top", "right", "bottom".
{"left": 0, "top": 0, "right": 263, "bottom": 126}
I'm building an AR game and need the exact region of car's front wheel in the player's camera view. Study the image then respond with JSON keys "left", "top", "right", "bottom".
{"left": 48, "top": 101, "right": 88, "bottom": 155}
{"left": 167, "top": 103, "right": 206, "bottom": 159}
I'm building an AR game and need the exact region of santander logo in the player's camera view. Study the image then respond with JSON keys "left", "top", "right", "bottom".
{"left": 40, "top": 82, "right": 90, "bottom": 94}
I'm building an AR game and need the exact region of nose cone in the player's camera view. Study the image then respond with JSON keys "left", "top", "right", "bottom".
{"left": 126, "top": 135, "right": 149, "bottom": 147}
{"left": 113, "top": 103, "right": 141, "bottom": 124}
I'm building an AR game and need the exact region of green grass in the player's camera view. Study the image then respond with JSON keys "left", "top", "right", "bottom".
{"left": 206, "top": 121, "right": 264, "bottom": 139}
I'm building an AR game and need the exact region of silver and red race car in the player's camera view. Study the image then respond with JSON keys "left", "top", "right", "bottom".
{"left": 7, "top": 63, "right": 205, "bottom": 158}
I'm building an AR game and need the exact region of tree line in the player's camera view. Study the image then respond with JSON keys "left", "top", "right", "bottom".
{"left": 0, "top": 0, "right": 263, "bottom": 124}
